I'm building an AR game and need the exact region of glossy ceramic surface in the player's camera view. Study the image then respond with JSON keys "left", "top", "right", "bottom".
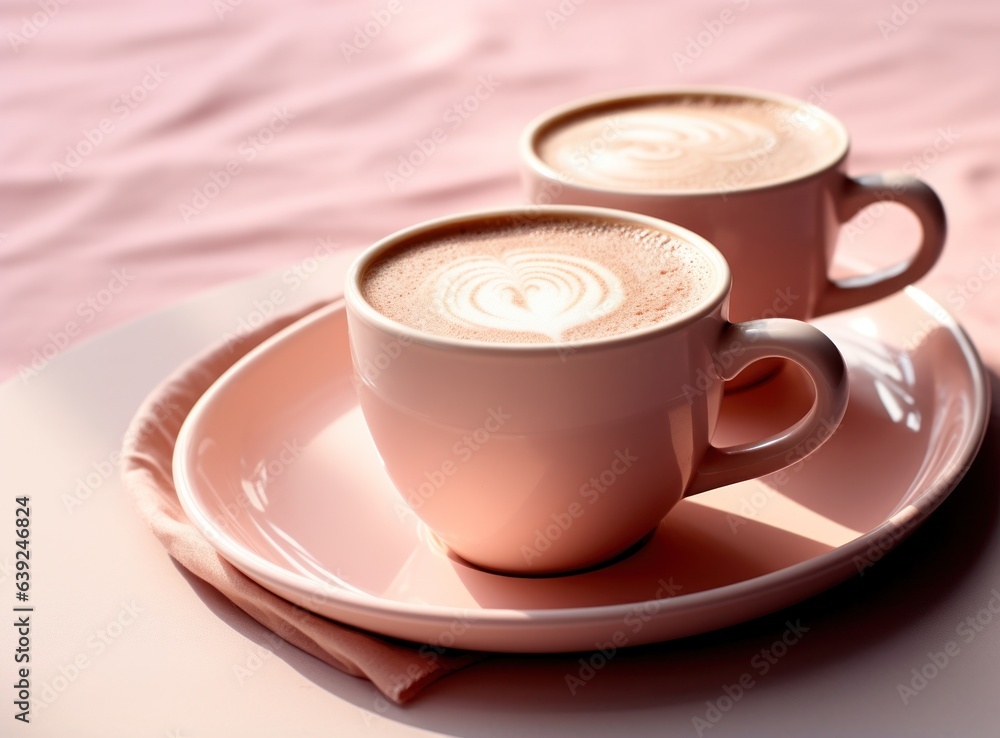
{"left": 174, "top": 287, "right": 988, "bottom": 652}
{"left": 520, "top": 87, "right": 947, "bottom": 324}
{"left": 345, "top": 205, "right": 848, "bottom": 574}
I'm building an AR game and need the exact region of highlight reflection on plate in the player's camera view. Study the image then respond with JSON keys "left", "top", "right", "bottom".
{"left": 174, "top": 287, "right": 988, "bottom": 652}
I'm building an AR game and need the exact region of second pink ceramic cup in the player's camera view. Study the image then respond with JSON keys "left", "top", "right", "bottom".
{"left": 521, "top": 86, "right": 946, "bottom": 386}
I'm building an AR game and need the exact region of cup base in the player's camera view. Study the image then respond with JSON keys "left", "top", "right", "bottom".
{"left": 429, "top": 526, "right": 660, "bottom": 579}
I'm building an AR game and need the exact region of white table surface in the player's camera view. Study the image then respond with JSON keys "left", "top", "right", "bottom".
{"left": 2, "top": 250, "right": 998, "bottom": 738}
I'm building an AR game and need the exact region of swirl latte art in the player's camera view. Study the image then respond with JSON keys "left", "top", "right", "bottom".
{"left": 537, "top": 96, "right": 841, "bottom": 192}
{"left": 431, "top": 251, "right": 623, "bottom": 341}
{"left": 576, "top": 111, "right": 777, "bottom": 189}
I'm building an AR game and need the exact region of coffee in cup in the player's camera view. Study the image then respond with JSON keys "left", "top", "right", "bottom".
{"left": 535, "top": 94, "right": 844, "bottom": 193}
{"left": 521, "top": 87, "right": 946, "bottom": 386}
{"left": 346, "top": 206, "right": 849, "bottom": 575}
{"left": 360, "top": 215, "right": 714, "bottom": 344}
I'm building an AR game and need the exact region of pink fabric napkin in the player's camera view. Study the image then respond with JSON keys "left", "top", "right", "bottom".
{"left": 120, "top": 300, "right": 484, "bottom": 704}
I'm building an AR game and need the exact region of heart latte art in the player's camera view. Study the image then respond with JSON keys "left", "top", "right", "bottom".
{"left": 537, "top": 96, "right": 843, "bottom": 192}
{"left": 361, "top": 217, "right": 715, "bottom": 344}
{"left": 431, "top": 251, "right": 623, "bottom": 341}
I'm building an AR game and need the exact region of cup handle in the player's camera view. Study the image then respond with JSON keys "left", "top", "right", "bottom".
{"left": 813, "top": 172, "right": 946, "bottom": 317}
{"left": 685, "top": 319, "right": 849, "bottom": 496}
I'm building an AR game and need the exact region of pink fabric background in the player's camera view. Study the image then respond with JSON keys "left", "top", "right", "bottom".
{"left": 2, "top": 0, "right": 998, "bottom": 378}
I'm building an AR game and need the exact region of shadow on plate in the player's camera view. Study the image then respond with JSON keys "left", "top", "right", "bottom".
{"left": 177, "top": 340, "right": 997, "bottom": 734}
{"left": 409, "top": 368, "right": 999, "bottom": 718}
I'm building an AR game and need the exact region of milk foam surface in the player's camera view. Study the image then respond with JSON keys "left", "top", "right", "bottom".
{"left": 537, "top": 95, "right": 843, "bottom": 192}
{"left": 361, "top": 217, "right": 716, "bottom": 344}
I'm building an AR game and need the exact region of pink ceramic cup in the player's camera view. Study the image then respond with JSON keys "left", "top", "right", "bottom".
{"left": 345, "top": 206, "right": 849, "bottom": 575}
{"left": 520, "top": 86, "right": 946, "bottom": 386}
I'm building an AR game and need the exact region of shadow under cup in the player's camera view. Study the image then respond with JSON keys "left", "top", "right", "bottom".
{"left": 520, "top": 86, "right": 947, "bottom": 389}
{"left": 344, "top": 206, "right": 849, "bottom": 575}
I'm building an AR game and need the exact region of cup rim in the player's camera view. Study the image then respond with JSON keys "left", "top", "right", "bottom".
{"left": 345, "top": 205, "right": 732, "bottom": 353}
{"left": 519, "top": 85, "right": 851, "bottom": 198}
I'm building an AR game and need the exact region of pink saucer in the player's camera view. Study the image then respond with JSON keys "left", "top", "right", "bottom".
{"left": 174, "top": 288, "right": 988, "bottom": 652}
